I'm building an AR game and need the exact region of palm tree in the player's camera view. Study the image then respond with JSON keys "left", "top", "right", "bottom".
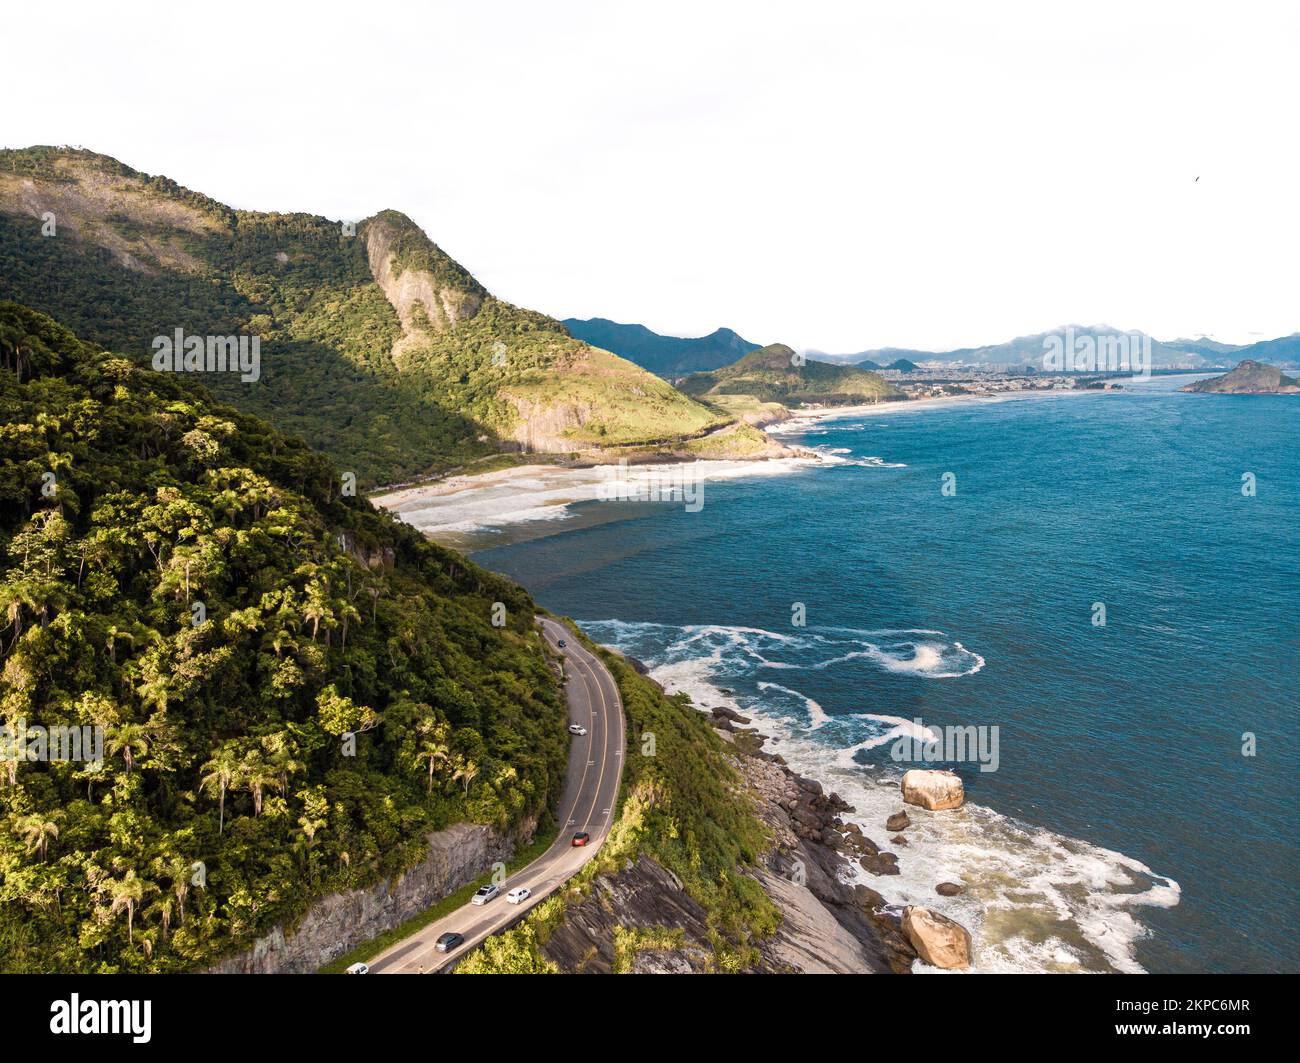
{"left": 200, "top": 746, "right": 241, "bottom": 833}
{"left": 106, "top": 723, "right": 150, "bottom": 773}
{"left": 240, "top": 752, "right": 281, "bottom": 816}
{"left": 145, "top": 895, "right": 176, "bottom": 941}
{"left": 14, "top": 814, "right": 58, "bottom": 862}
{"left": 104, "top": 870, "right": 157, "bottom": 945}
{"left": 453, "top": 758, "right": 480, "bottom": 796}
{"left": 103, "top": 624, "right": 134, "bottom": 665}
{"left": 416, "top": 736, "right": 452, "bottom": 795}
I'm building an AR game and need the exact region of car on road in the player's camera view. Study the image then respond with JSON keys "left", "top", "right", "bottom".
{"left": 506, "top": 886, "right": 531, "bottom": 904}
{"left": 557, "top": 639, "right": 567, "bottom": 648}
{"left": 345, "top": 962, "right": 369, "bottom": 974}
{"left": 471, "top": 883, "right": 499, "bottom": 905}
{"left": 435, "top": 932, "right": 465, "bottom": 952}
{"left": 571, "top": 831, "right": 591, "bottom": 847}
{"left": 568, "top": 724, "right": 587, "bottom": 736}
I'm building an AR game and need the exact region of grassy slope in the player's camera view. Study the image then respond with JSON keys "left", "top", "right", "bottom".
{"left": 681, "top": 343, "right": 904, "bottom": 406}
{"left": 0, "top": 147, "right": 732, "bottom": 486}
{"left": 0, "top": 302, "right": 567, "bottom": 971}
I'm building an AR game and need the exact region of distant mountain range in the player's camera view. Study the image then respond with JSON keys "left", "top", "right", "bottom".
{"left": 561, "top": 317, "right": 761, "bottom": 376}
{"left": 807, "top": 327, "right": 1300, "bottom": 371}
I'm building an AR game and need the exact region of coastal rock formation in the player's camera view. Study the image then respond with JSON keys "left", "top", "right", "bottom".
{"left": 901, "top": 769, "right": 965, "bottom": 811}
{"left": 1179, "top": 359, "right": 1300, "bottom": 394}
{"left": 537, "top": 744, "right": 918, "bottom": 973}
{"left": 902, "top": 906, "right": 973, "bottom": 969}
{"left": 936, "top": 882, "right": 965, "bottom": 896}
{"left": 886, "top": 811, "right": 911, "bottom": 832}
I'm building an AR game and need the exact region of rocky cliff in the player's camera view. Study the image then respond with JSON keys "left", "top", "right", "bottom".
{"left": 209, "top": 822, "right": 524, "bottom": 974}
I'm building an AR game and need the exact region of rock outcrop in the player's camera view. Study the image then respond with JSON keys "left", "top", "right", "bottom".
{"left": 901, "top": 769, "right": 965, "bottom": 811}
{"left": 902, "top": 905, "right": 973, "bottom": 969}
{"left": 1180, "top": 360, "right": 1300, "bottom": 394}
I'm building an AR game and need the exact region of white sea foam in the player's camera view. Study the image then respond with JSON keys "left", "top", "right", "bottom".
{"left": 582, "top": 618, "right": 1180, "bottom": 974}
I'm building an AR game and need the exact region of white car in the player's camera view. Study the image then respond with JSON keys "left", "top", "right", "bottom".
{"left": 568, "top": 724, "right": 588, "bottom": 736}
{"left": 345, "top": 962, "right": 369, "bottom": 975}
{"left": 471, "top": 883, "right": 500, "bottom": 905}
{"left": 506, "top": 886, "right": 531, "bottom": 904}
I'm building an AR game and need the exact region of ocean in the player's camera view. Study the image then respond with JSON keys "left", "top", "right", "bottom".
{"left": 431, "top": 377, "right": 1299, "bottom": 973}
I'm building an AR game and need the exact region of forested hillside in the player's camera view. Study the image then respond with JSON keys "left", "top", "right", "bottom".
{"left": 0, "top": 147, "right": 739, "bottom": 488}
{"left": 0, "top": 302, "right": 567, "bottom": 971}
{"left": 681, "top": 343, "right": 904, "bottom": 408}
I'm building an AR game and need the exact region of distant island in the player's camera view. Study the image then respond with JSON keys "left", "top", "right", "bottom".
{"left": 1180, "top": 360, "right": 1300, "bottom": 395}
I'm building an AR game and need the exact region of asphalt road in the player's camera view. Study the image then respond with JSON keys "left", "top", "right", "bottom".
{"left": 369, "top": 616, "right": 625, "bottom": 973}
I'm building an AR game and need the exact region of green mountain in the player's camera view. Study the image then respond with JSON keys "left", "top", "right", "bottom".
{"left": 0, "top": 300, "right": 810, "bottom": 974}
{"left": 680, "top": 343, "right": 903, "bottom": 409}
{"left": 0, "top": 147, "right": 747, "bottom": 489}
{"left": 0, "top": 301, "right": 570, "bottom": 971}
{"left": 1179, "top": 359, "right": 1300, "bottom": 394}
{"left": 561, "top": 318, "right": 761, "bottom": 377}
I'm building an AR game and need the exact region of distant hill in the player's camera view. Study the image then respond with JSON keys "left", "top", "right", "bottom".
{"left": 561, "top": 317, "right": 760, "bottom": 376}
{"left": 1180, "top": 360, "right": 1300, "bottom": 394}
{"left": 854, "top": 359, "right": 882, "bottom": 370}
{"left": 885, "top": 358, "right": 919, "bottom": 372}
{"left": 680, "top": 343, "right": 903, "bottom": 411}
{"left": 1228, "top": 334, "right": 1300, "bottom": 366}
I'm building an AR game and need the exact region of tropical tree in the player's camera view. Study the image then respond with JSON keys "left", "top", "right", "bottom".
{"left": 104, "top": 869, "right": 158, "bottom": 945}
{"left": 199, "top": 745, "right": 241, "bottom": 833}
{"left": 13, "top": 813, "right": 59, "bottom": 862}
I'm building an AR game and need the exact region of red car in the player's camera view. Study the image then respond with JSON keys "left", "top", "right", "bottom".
{"left": 571, "top": 832, "right": 591, "bottom": 847}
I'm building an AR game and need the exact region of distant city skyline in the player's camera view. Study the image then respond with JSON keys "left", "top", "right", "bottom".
{"left": 6, "top": 1, "right": 1298, "bottom": 350}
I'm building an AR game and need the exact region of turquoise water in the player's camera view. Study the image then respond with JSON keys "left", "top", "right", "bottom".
{"left": 473, "top": 379, "right": 1299, "bottom": 972}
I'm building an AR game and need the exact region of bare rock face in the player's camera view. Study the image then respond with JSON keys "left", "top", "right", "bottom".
{"left": 902, "top": 906, "right": 973, "bottom": 969}
{"left": 901, "top": 769, "right": 964, "bottom": 811}
{"left": 364, "top": 214, "right": 483, "bottom": 336}
{"left": 207, "top": 821, "right": 520, "bottom": 973}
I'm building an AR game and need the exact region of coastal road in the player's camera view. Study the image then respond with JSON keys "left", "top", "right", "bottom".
{"left": 369, "top": 616, "right": 625, "bottom": 973}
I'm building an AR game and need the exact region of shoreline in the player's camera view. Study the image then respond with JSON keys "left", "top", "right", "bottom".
{"left": 371, "top": 389, "right": 1100, "bottom": 509}
{"left": 588, "top": 620, "right": 1182, "bottom": 974}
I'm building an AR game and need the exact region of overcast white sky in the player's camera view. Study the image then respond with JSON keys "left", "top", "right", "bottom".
{"left": 5, "top": 1, "right": 1299, "bottom": 351}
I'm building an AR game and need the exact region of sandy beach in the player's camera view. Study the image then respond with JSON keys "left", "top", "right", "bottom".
{"left": 370, "top": 390, "right": 1105, "bottom": 548}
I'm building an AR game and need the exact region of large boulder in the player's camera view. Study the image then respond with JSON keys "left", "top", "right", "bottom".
{"left": 902, "top": 906, "right": 972, "bottom": 969}
{"left": 901, "top": 769, "right": 964, "bottom": 811}
{"left": 886, "top": 811, "right": 910, "bottom": 832}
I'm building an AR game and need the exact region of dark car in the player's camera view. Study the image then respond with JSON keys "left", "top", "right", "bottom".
{"left": 571, "top": 831, "right": 591, "bottom": 847}
{"left": 557, "top": 639, "right": 567, "bottom": 648}
{"left": 435, "top": 932, "right": 465, "bottom": 952}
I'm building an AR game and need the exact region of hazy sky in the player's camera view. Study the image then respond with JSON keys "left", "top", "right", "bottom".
{"left": 6, "top": 1, "right": 1298, "bottom": 350}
